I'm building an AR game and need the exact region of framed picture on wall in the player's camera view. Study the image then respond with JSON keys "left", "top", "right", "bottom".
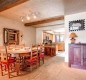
{"left": 69, "top": 19, "right": 85, "bottom": 32}
{"left": 3, "top": 28, "right": 19, "bottom": 45}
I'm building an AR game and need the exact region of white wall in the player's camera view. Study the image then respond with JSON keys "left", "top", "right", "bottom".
{"left": 36, "top": 20, "right": 64, "bottom": 44}
{"left": 65, "top": 12, "right": 86, "bottom": 62}
{"left": 0, "top": 16, "right": 36, "bottom": 46}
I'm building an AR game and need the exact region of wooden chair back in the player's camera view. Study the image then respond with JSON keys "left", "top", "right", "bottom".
{"left": 38, "top": 44, "right": 44, "bottom": 53}
{"left": 31, "top": 44, "right": 38, "bottom": 58}
{"left": 41, "top": 44, "right": 44, "bottom": 52}
{"left": 0, "top": 46, "right": 9, "bottom": 62}
{"left": 0, "top": 46, "right": 4, "bottom": 61}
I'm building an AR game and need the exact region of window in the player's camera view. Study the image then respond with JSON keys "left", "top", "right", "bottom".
{"left": 55, "top": 33, "right": 64, "bottom": 42}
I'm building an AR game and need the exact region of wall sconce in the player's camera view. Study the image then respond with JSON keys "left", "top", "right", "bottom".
{"left": 69, "top": 32, "right": 77, "bottom": 43}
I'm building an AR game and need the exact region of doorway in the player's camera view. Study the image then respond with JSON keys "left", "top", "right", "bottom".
{"left": 42, "top": 28, "right": 65, "bottom": 58}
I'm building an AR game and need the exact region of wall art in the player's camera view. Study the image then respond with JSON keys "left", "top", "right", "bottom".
{"left": 69, "top": 19, "right": 85, "bottom": 32}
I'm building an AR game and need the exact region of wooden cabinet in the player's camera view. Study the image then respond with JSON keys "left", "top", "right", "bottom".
{"left": 58, "top": 42, "right": 65, "bottom": 51}
{"left": 43, "top": 32, "right": 53, "bottom": 41}
{"left": 44, "top": 45, "right": 56, "bottom": 56}
{"left": 43, "top": 32, "right": 53, "bottom": 44}
{"left": 69, "top": 43, "right": 86, "bottom": 69}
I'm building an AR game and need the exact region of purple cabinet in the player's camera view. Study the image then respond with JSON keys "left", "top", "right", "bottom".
{"left": 69, "top": 44, "right": 86, "bottom": 69}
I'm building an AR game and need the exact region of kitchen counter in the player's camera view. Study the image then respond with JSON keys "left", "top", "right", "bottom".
{"left": 44, "top": 44, "right": 56, "bottom": 56}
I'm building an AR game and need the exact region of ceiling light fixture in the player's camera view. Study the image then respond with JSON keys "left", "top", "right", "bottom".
{"left": 20, "top": 11, "right": 40, "bottom": 22}
{"left": 26, "top": 15, "right": 30, "bottom": 20}
{"left": 20, "top": 16, "right": 24, "bottom": 22}
{"left": 33, "top": 14, "right": 37, "bottom": 19}
{"left": 21, "top": 19, "right": 24, "bottom": 22}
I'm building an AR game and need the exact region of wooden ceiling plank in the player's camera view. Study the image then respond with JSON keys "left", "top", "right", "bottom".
{"left": 24, "top": 15, "right": 64, "bottom": 26}
{"left": 0, "top": 0, "right": 28, "bottom": 12}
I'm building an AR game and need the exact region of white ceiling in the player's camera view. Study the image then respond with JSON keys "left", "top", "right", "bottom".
{"left": 64, "top": 0, "right": 86, "bottom": 15}
{"left": 0, "top": 0, "right": 64, "bottom": 23}
{"left": 0, "top": 0, "right": 86, "bottom": 23}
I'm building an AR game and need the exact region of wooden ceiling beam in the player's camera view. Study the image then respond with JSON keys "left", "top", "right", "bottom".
{"left": 24, "top": 15, "right": 64, "bottom": 26}
{"left": 0, "top": 0, "right": 28, "bottom": 12}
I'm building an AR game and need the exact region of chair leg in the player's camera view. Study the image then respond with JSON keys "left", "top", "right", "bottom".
{"left": 39, "top": 57, "right": 40, "bottom": 66}
{"left": 10, "top": 64, "right": 13, "bottom": 71}
{"left": 0, "top": 64, "right": 3, "bottom": 76}
{"left": 36, "top": 60, "right": 38, "bottom": 68}
{"left": 42, "top": 57, "right": 44, "bottom": 64}
{"left": 17, "top": 70, "right": 19, "bottom": 76}
{"left": 7, "top": 64, "right": 10, "bottom": 78}
{"left": 30, "top": 64, "right": 32, "bottom": 72}
{"left": 5, "top": 65, "right": 7, "bottom": 71}
{"left": 15, "top": 63, "right": 20, "bottom": 76}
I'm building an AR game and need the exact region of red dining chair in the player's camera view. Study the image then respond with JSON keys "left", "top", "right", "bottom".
{"left": 26, "top": 45, "right": 38, "bottom": 71}
{"left": 0, "top": 45, "right": 18, "bottom": 78}
{"left": 38, "top": 44, "right": 45, "bottom": 66}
